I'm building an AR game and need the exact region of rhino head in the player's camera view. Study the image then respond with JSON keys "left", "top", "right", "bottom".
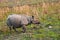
{"left": 31, "top": 15, "right": 40, "bottom": 24}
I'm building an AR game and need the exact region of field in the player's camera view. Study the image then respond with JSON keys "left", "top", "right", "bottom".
{"left": 0, "top": 0, "right": 60, "bottom": 40}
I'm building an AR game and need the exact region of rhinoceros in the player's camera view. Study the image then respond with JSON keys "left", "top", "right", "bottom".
{"left": 6, "top": 14, "right": 40, "bottom": 33}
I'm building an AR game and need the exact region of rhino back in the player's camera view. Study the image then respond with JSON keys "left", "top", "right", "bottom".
{"left": 7, "top": 14, "right": 29, "bottom": 26}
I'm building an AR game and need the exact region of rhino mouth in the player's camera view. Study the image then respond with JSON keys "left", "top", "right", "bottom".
{"left": 32, "top": 20, "right": 40, "bottom": 24}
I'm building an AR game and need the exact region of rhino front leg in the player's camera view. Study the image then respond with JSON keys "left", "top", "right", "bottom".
{"left": 13, "top": 26, "right": 18, "bottom": 32}
{"left": 22, "top": 25, "right": 26, "bottom": 33}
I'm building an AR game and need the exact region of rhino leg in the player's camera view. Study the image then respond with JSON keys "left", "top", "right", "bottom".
{"left": 13, "top": 26, "right": 18, "bottom": 32}
{"left": 22, "top": 25, "right": 26, "bottom": 33}
{"left": 9, "top": 26, "right": 12, "bottom": 33}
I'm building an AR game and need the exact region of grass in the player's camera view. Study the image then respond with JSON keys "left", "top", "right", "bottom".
{"left": 0, "top": 26, "right": 59, "bottom": 40}
{"left": 0, "top": 1, "right": 60, "bottom": 40}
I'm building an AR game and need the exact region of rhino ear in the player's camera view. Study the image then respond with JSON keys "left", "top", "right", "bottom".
{"left": 32, "top": 15, "right": 34, "bottom": 19}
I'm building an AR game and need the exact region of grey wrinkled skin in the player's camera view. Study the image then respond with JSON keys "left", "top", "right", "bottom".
{"left": 6, "top": 14, "right": 40, "bottom": 33}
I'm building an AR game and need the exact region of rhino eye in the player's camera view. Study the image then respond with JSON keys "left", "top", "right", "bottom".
{"left": 32, "top": 16, "right": 34, "bottom": 19}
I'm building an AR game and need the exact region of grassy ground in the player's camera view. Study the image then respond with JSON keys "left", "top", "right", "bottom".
{"left": 0, "top": 24, "right": 60, "bottom": 40}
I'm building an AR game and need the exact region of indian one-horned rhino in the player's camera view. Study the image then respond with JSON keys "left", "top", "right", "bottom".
{"left": 6, "top": 14, "right": 40, "bottom": 33}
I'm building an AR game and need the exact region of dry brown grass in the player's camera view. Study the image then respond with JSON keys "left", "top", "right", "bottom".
{"left": 0, "top": 2, "right": 60, "bottom": 19}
